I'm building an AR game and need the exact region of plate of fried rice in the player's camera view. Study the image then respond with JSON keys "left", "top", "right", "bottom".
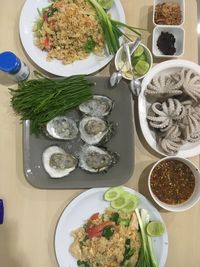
{"left": 19, "top": 0, "right": 125, "bottom": 76}
{"left": 54, "top": 187, "right": 168, "bottom": 267}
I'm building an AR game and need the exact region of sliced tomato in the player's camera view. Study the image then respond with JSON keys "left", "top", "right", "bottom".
{"left": 89, "top": 212, "right": 100, "bottom": 221}
{"left": 41, "top": 37, "right": 51, "bottom": 50}
{"left": 86, "top": 221, "right": 113, "bottom": 238}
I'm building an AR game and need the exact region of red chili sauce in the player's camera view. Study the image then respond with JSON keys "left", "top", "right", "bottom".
{"left": 150, "top": 160, "right": 195, "bottom": 205}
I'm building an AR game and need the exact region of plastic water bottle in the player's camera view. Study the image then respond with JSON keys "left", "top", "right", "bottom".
{"left": 0, "top": 51, "right": 30, "bottom": 82}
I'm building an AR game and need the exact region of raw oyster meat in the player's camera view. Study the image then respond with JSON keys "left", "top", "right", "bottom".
{"left": 46, "top": 116, "right": 78, "bottom": 140}
{"left": 42, "top": 146, "right": 77, "bottom": 178}
{"left": 79, "top": 116, "right": 113, "bottom": 145}
{"left": 79, "top": 145, "right": 118, "bottom": 173}
{"left": 79, "top": 95, "right": 113, "bottom": 117}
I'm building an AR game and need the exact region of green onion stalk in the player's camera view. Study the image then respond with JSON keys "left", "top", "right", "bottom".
{"left": 88, "top": 0, "right": 143, "bottom": 54}
{"left": 135, "top": 208, "right": 158, "bottom": 267}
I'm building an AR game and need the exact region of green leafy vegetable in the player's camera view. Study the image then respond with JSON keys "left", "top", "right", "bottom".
{"left": 120, "top": 239, "right": 135, "bottom": 266}
{"left": 9, "top": 72, "right": 92, "bottom": 134}
{"left": 110, "top": 212, "right": 130, "bottom": 226}
{"left": 77, "top": 260, "right": 90, "bottom": 267}
{"left": 84, "top": 37, "right": 96, "bottom": 52}
{"left": 135, "top": 208, "right": 158, "bottom": 267}
{"left": 102, "top": 225, "right": 115, "bottom": 239}
{"left": 119, "top": 218, "right": 130, "bottom": 226}
{"left": 88, "top": 0, "right": 144, "bottom": 54}
{"left": 110, "top": 212, "right": 120, "bottom": 223}
{"left": 47, "top": 7, "right": 58, "bottom": 17}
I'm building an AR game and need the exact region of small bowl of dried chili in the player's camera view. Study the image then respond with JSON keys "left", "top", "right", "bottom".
{"left": 153, "top": 0, "right": 185, "bottom": 26}
{"left": 148, "top": 156, "right": 200, "bottom": 212}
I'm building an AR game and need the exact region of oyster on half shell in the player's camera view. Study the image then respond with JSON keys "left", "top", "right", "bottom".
{"left": 79, "top": 145, "right": 118, "bottom": 173}
{"left": 42, "top": 146, "right": 77, "bottom": 178}
{"left": 46, "top": 116, "right": 78, "bottom": 140}
{"left": 79, "top": 95, "right": 113, "bottom": 117}
{"left": 79, "top": 116, "right": 113, "bottom": 145}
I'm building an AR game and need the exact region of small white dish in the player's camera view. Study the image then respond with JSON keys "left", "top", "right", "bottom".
{"left": 152, "top": 26, "right": 185, "bottom": 58}
{"left": 148, "top": 156, "right": 200, "bottom": 212}
{"left": 115, "top": 42, "right": 153, "bottom": 80}
{"left": 153, "top": 0, "right": 185, "bottom": 27}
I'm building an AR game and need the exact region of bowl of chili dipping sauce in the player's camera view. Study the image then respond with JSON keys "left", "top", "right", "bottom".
{"left": 148, "top": 156, "right": 200, "bottom": 212}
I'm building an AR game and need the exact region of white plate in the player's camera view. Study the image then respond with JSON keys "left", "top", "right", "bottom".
{"left": 19, "top": 0, "right": 125, "bottom": 76}
{"left": 138, "top": 59, "right": 200, "bottom": 158}
{"left": 54, "top": 187, "right": 168, "bottom": 267}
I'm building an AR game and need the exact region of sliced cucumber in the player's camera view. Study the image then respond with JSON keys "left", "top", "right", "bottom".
{"left": 104, "top": 187, "right": 140, "bottom": 213}
{"left": 110, "top": 192, "right": 130, "bottom": 209}
{"left": 104, "top": 186, "right": 123, "bottom": 201}
{"left": 121, "top": 195, "right": 139, "bottom": 212}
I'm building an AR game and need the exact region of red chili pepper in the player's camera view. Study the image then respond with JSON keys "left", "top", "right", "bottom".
{"left": 89, "top": 212, "right": 100, "bottom": 221}
{"left": 86, "top": 221, "right": 113, "bottom": 238}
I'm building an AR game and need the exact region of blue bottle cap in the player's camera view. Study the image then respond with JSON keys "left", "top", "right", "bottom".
{"left": 0, "top": 199, "right": 4, "bottom": 224}
{"left": 0, "top": 51, "right": 21, "bottom": 74}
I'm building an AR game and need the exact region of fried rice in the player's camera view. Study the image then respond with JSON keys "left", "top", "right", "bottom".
{"left": 70, "top": 208, "right": 141, "bottom": 267}
{"left": 33, "top": 0, "right": 105, "bottom": 64}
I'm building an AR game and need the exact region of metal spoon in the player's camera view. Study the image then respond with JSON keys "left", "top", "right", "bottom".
{"left": 122, "top": 42, "right": 142, "bottom": 96}
{"left": 109, "top": 37, "right": 142, "bottom": 87}
{"left": 130, "top": 78, "right": 141, "bottom": 96}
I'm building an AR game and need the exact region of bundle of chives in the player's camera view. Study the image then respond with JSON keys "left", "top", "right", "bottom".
{"left": 9, "top": 72, "right": 93, "bottom": 134}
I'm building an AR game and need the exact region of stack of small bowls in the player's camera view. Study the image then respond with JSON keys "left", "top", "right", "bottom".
{"left": 152, "top": 0, "right": 185, "bottom": 58}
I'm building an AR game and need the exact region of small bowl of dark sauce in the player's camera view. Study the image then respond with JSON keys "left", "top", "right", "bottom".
{"left": 148, "top": 156, "right": 200, "bottom": 212}
{"left": 152, "top": 25, "right": 184, "bottom": 58}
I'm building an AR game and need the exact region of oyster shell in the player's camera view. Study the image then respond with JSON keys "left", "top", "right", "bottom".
{"left": 79, "top": 116, "right": 113, "bottom": 145}
{"left": 42, "top": 146, "right": 77, "bottom": 178}
{"left": 79, "top": 145, "right": 118, "bottom": 173}
{"left": 46, "top": 116, "right": 78, "bottom": 140}
{"left": 79, "top": 95, "right": 113, "bottom": 117}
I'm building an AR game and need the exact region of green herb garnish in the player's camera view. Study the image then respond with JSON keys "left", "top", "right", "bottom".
{"left": 120, "top": 239, "right": 135, "bottom": 266}
{"left": 77, "top": 260, "right": 90, "bottom": 267}
{"left": 110, "top": 212, "right": 120, "bottom": 224}
{"left": 102, "top": 225, "right": 115, "bottom": 239}
{"left": 84, "top": 37, "right": 96, "bottom": 53}
{"left": 9, "top": 72, "right": 92, "bottom": 134}
{"left": 47, "top": 7, "right": 58, "bottom": 17}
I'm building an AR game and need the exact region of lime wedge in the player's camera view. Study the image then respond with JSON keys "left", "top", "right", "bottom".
{"left": 133, "top": 45, "right": 144, "bottom": 58}
{"left": 131, "top": 53, "right": 146, "bottom": 66}
{"left": 121, "top": 196, "right": 139, "bottom": 212}
{"left": 104, "top": 187, "right": 123, "bottom": 201}
{"left": 135, "top": 60, "right": 150, "bottom": 76}
{"left": 98, "top": 0, "right": 113, "bottom": 9}
{"left": 110, "top": 193, "right": 129, "bottom": 209}
{"left": 146, "top": 221, "right": 165, "bottom": 237}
